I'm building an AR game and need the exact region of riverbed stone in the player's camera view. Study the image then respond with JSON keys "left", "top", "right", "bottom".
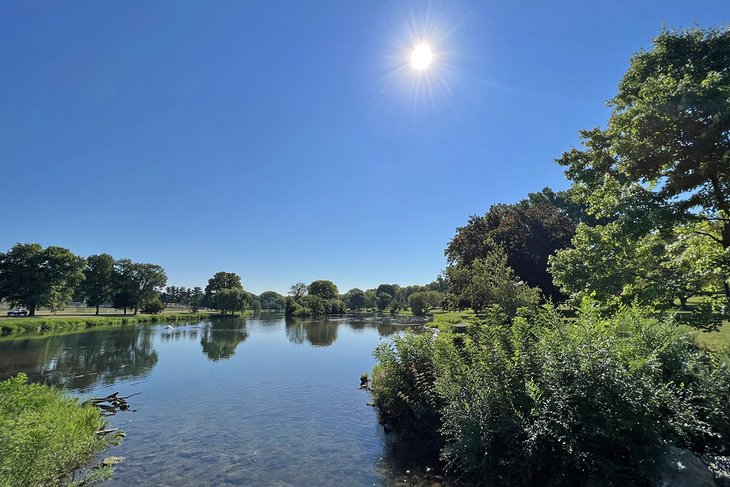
{"left": 653, "top": 447, "right": 717, "bottom": 487}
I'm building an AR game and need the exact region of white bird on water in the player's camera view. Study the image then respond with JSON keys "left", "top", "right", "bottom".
{"left": 165, "top": 325, "right": 173, "bottom": 330}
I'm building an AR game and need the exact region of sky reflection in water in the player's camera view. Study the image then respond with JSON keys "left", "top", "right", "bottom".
{"left": 0, "top": 315, "right": 456, "bottom": 486}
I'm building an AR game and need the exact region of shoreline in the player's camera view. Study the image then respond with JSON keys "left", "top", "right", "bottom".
{"left": 0, "top": 312, "right": 212, "bottom": 339}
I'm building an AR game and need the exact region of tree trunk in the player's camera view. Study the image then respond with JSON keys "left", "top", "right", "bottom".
{"left": 29, "top": 305, "right": 36, "bottom": 317}
{"left": 711, "top": 176, "right": 730, "bottom": 305}
{"left": 96, "top": 304, "right": 100, "bottom": 315}
{"left": 123, "top": 307, "right": 127, "bottom": 316}
{"left": 678, "top": 295, "right": 689, "bottom": 310}
{"left": 722, "top": 221, "right": 730, "bottom": 305}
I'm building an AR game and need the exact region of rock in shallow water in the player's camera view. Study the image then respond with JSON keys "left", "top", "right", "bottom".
{"left": 653, "top": 447, "right": 717, "bottom": 487}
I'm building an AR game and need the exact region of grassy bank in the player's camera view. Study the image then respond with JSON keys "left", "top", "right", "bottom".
{"left": 428, "top": 310, "right": 730, "bottom": 349}
{"left": 0, "top": 374, "right": 114, "bottom": 487}
{"left": 426, "top": 310, "right": 479, "bottom": 331}
{"left": 0, "top": 312, "right": 210, "bottom": 338}
{"left": 693, "top": 320, "right": 730, "bottom": 349}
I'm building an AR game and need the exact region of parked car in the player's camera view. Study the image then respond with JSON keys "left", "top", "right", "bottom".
{"left": 6, "top": 309, "right": 28, "bottom": 316}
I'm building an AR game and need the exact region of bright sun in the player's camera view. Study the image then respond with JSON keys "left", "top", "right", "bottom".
{"left": 410, "top": 43, "right": 433, "bottom": 70}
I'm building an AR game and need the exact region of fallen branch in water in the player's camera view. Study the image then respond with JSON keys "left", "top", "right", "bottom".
{"left": 84, "top": 392, "right": 140, "bottom": 416}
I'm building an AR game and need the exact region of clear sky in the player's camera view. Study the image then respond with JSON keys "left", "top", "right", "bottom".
{"left": 1, "top": 1, "right": 727, "bottom": 295}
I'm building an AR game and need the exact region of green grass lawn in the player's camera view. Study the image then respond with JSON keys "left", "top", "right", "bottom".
{"left": 427, "top": 309, "right": 479, "bottom": 331}
{"left": 692, "top": 320, "right": 730, "bottom": 349}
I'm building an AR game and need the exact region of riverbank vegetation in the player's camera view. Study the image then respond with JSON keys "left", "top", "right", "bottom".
{"left": 0, "top": 373, "right": 116, "bottom": 487}
{"left": 0, "top": 312, "right": 210, "bottom": 339}
{"left": 372, "top": 305, "right": 730, "bottom": 485}
{"left": 371, "top": 27, "right": 730, "bottom": 484}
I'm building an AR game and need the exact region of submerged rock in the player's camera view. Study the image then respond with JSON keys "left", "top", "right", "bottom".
{"left": 654, "top": 447, "right": 717, "bottom": 487}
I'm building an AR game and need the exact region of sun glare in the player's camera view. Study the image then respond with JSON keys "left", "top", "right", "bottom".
{"left": 410, "top": 43, "right": 433, "bottom": 70}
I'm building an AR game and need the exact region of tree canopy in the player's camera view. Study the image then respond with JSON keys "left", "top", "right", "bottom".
{"left": 446, "top": 188, "right": 578, "bottom": 301}
{"left": 0, "top": 243, "right": 86, "bottom": 316}
{"left": 204, "top": 271, "right": 243, "bottom": 309}
{"left": 556, "top": 28, "right": 730, "bottom": 306}
{"left": 112, "top": 259, "right": 167, "bottom": 315}
{"left": 80, "top": 254, "right": 115, "bottom": 315}
{"left": 307, "top": 280, "right": 339, "bottom": 300}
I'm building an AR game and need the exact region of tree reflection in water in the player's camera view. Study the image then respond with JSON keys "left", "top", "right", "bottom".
{"left": 0, "top": 327, "right": 158, "bottom": 392}
{"left": 200, "top": 318, "right": 249, "bottom": 361}
{"left": 285, "top": 318, "right": 339, "bottom": 347}
{"left": 284, "top": 316, "right": 422, "bottom": 347}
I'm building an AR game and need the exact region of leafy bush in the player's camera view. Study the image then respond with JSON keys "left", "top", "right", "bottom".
{"left": 0, "top": 374, "right": 110, "bottom": 487}
{"left": 371, "top": 332, "right": 441, "bottom": 437}
{"left": 444, "top": 248, "right": 541, "bottom": 317}
{"left": 372, "top": 305, "right": 730, "bottom": 485}
{"left": 142, "top": 296, "right": 165, "bottom": 314}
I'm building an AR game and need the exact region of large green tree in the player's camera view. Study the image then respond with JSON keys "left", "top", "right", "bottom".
{"left": 307, "top": 280, "right": 339, "bottom": 300}
{"left": 550, "top": 222, "right": 723, "bottom": 311}
{"left": 288, "top": 282, "right": 308, "bottom": 301}
{"left": 204, "top": 271, "right": 243, "bottom": 309}
{"left": 259, "top": 291, "right": 286, "bottom": 311}
{"left": 215, "top": 288, "right": 247, "bottom": 315}
{"left": 112, "top": 259, "right": 167, "bottom": 315}
{"left": 345, "top": 288, "right": 366, "bottom": 311}
{"left": 80, "top": 253, "right": 115, "bottom": 315}
{"left": 446, "top": 188, "right": 578, "bottom": 301}
{"left": 557, "top": 28, "right": 730, "bottom": 303}
{"left": 0, "top": 243, "right": 86, "bottom": 316}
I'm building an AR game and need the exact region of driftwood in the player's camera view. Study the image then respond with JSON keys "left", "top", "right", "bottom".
{"left": 84, "top": 392, "right": 140, "bottom": 416}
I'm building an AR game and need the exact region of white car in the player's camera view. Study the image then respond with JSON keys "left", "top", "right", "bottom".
{"left": 6, "top": 309, "right": 28, "bottom": 316}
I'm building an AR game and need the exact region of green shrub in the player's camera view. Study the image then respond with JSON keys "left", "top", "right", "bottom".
{"left": 0, "top": 374, "right": 110, "bottom": 487}
{"left": 372, "top": 305, "right": 730, "bottom": 485}
{"left": 142, "top": 297, "right": 165, "bottom": 314}
{"left": 371, "top": 332, "right": 441, "bottom": 437}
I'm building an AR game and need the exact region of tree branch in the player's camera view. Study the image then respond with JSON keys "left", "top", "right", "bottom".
{"left": 692, "top": 230, "right": 724, "bottom": 245}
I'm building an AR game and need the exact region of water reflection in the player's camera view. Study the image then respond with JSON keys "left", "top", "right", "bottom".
{"left": 284, "top": 315, "right": 422, "bottom": 347}
{"left": 0, "top": 316, "right": 426, "bottom": 393}
{"left": 0, "top": 326, "right": 158, "bottom": 392}
{"left": 159, "top": 328, "right": 198, "bottom": 342}
{"left": 285, "top": 318, "right": 338, "bottom": 346}
{"left": 0, "top": 315, "right": 452, "bottom": 486}
{"left": 200, "top": 318, "right": 249, "bottom": 361}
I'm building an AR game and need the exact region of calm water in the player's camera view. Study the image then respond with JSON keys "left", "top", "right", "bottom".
{"left": 0, "top": 315, "right": 453, "bottom": 486}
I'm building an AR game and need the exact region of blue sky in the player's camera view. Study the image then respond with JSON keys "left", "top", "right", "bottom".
{"left": 1, "top": 1, "right": 727, "bottom": 295}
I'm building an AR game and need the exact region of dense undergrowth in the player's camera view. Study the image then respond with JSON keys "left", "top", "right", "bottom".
{"left": 371, "top": 305, "right": 730, "bottom": 486}
{"left": 0, "top": 374, "right": 113, "bottom": 487}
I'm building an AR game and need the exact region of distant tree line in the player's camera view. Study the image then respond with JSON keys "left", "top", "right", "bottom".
{"left": 0, "top": 244, "right": 167, "bottom": 316}
{"left": 284, "top": 279, "right": 446, "bottom": 317}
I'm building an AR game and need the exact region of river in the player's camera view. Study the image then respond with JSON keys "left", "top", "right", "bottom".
{"left": 0, "top": 314, "right": 452, "bottom": 486}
